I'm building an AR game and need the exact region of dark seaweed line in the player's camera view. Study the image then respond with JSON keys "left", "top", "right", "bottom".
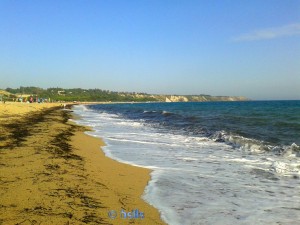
{"left": 0, "top": 107, "right": 61, "bottom": 149}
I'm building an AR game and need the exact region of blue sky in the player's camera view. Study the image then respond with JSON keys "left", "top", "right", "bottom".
{"left": 0, "top": 0, "right": 299, "bottom": 100}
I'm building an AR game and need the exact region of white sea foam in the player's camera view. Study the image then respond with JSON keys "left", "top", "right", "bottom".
{"left": 72, "top": 105, "right": 300, "bottom": 225}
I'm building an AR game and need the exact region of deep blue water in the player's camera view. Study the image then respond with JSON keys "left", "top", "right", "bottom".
{"left": 88, "top": 101, "right": 300, "bottom": 151}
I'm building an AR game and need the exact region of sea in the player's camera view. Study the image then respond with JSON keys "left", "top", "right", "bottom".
{"left": 72, "top": 101, "right": 300, "bottom": 225}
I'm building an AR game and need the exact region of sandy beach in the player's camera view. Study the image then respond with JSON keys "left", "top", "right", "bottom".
{"left": 0, "top": 102, "right": 166, "bottom": 225}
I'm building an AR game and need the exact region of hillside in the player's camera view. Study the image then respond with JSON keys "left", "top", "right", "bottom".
{"left": 2, "top": 87, "right": 250, "bottom": 102}
{"left": 0, "top": 90, "right": 15, "bottom": 97}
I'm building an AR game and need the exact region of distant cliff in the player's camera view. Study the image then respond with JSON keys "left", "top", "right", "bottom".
{"left": 153, "top": 95, "right": 250, "bottom": 102}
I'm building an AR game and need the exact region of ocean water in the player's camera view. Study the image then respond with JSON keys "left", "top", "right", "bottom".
{"left": 72, "top": 101, "right": 300, "bottom": 225}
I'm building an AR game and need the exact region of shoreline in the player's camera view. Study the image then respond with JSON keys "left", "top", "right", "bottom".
{"left": 0, "top": 102, "right": 166, "bottom": 224}
{"left": 70, "top": 111, "right": 167, "bottom": 225}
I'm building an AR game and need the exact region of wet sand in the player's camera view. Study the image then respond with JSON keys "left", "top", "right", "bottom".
{"left": 0, "top": 102, "right": 166, "bottom": 225}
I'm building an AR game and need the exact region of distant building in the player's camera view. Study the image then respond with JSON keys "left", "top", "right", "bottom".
{"left": 58, "top": 91, "right": 65, "bottom": 95}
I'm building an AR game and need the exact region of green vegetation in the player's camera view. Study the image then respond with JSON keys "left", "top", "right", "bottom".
{"left": 4, "top": 87, "right": 157, "bottom": 102}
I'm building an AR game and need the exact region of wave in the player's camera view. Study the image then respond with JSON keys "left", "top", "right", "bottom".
{"left": 143, "top": 110, "right": 157, "bottom": 113}
{"left": 143, "top": 110, "right": 176, "bottom": 118}
{"left": 162, "top": 111, "right": 174, "bottom": 116}
{"left": 210, "top": 130, "right": 300, "bottom": 157}
{"left": 86, "top": 103, "right": 300, "bottom": 160}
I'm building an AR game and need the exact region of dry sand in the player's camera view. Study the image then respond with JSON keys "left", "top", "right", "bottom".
{"left": 0, "top": 102, "right": 166, "bottom": 225}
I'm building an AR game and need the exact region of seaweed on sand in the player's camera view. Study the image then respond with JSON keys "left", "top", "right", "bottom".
{"left": 0, "top": 107, "right": 60, "bottom": 149}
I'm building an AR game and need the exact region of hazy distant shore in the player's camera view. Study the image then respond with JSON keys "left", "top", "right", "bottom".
{"left": 1, "top": 87, "right": 250, "bottom": 103}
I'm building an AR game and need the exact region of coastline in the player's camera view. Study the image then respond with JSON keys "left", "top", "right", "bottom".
{"left": 0, "top": 102, "right": 166, "bottom": 224}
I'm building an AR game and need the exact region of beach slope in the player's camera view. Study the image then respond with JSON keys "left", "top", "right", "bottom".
{"left": 0, "top": 103, "right": 166, "bottom": 225}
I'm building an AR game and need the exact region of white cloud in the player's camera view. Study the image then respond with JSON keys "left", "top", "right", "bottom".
{"left": 232, "top": 23, "right": 300, "bottom": 42}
